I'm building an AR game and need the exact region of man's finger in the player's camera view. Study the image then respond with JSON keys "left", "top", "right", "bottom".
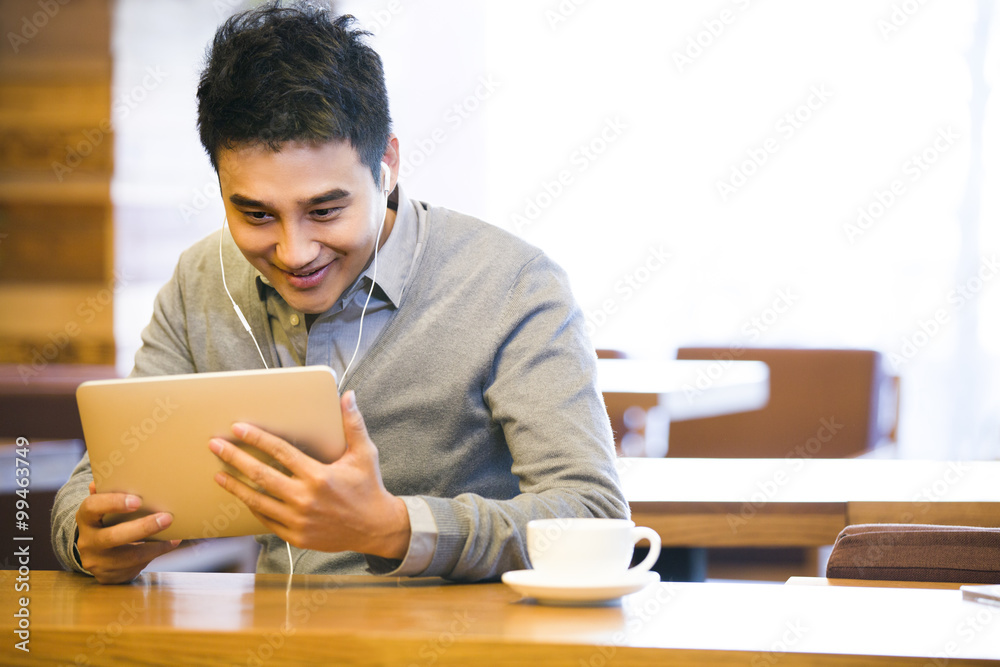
{"left": 213, "top": 469, "right": 294, "bottom": 527}
{"left": 110, "top": 538, "right": 181, "bottom": 568}
{"left": 208, "top": 437, "right": 296, "bottom": 497}
{"left": 89, "top": 512, "right": 175, "bottom": 551}
{"left": 231, "top": 422, "right": 310, "bottom": 474}
{"left": 77, "top": 493, "right": 142, "bottom": 528}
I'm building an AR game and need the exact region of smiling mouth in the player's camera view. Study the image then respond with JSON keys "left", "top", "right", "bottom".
{"left": 279, "top": 261, "right": 333, "bottom": 290}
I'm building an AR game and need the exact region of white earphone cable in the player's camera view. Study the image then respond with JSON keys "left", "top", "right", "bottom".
{"left": 339, "top": 213, "right": 385, "bottom": 389}
{"left": 219, "top": 221, "right": 270, "bottom": 370}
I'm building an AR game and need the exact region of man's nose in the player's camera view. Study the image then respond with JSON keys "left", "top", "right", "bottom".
{"left": 275, "top": 222, "right": 319, "bottom": 270}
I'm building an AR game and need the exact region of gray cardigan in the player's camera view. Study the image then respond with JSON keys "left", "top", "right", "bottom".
{"left": 51, "top": 196, "right": 628, "bottom": 581}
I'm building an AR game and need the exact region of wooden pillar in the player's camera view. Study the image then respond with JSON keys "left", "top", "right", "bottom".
{"left": 0, "top": 0, "right": 115, "bottom": 370}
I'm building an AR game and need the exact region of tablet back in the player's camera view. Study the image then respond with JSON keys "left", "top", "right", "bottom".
{"left": 77, "top": 365, "right": 344, "bottom": 540}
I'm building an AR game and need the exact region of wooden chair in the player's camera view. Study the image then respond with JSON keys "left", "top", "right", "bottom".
{"left": 667, "top": 348, "right": 899, "bottom": 458}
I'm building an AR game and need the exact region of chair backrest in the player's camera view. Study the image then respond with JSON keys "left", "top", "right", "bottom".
{"left": 826, "top": 523, "right": 1000, "bottom": 584}
{"left": 667, "top": 348, "right": 897, "bottom": 458}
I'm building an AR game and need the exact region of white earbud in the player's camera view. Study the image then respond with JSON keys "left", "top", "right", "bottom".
{"left": 380, "top": 161, "right": 391, "bottom": 197}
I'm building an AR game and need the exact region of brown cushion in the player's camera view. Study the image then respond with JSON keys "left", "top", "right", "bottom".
{"left": 826, "top": 524, "right": 1000, "bottom": 583}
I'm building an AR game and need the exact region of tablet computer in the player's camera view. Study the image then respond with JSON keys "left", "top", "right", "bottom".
{"left": 76, "top": 365, "right": 345, "bottom": 540}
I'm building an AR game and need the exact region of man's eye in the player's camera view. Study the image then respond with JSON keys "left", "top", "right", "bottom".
{"left": 313, "top": 208, "right": 341, "bottom": 218}
{"left": 245, "top": 211, "right": 270, "bottom": 221}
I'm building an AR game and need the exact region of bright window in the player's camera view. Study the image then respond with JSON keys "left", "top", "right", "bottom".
{"left": 113, "top": 0, "right": 1000, "bottom": 459}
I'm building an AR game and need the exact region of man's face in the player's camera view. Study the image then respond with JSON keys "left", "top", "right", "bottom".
{"left": 218, "top": 139, "right": 390, "bottom": 314}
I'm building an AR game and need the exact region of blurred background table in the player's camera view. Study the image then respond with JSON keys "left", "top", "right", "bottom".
{"left": 596, "top": 358, "right": 770, "bottom": 457}
{"left": 619, "top": 457, "right": 1000, "bottom": 547}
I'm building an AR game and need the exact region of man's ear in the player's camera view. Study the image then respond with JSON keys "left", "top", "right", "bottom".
{"left": 380, "top": 134, "right": 400, "bottom": 193}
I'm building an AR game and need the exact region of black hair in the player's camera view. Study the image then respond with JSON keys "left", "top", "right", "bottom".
{"left": 197, "top": 1, "right": 392, "bottom": 184}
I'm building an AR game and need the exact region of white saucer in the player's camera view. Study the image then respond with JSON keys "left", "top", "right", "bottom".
{"left": 501, "top": 569, "right": 660, "bottom": 606}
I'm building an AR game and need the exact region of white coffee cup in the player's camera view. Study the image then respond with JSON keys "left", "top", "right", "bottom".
{"left": 526, "top": 518, "right": 661, "bottom": 581}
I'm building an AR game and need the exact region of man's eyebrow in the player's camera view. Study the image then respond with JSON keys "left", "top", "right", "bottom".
{"left": 300, "top": 188, "right": 351, "bottom": 207}
{"left": 228, "top": 193, "right": 269, "bottom": 208}
{"left": 227, "top": 189, "right": 352, "bottom": 209}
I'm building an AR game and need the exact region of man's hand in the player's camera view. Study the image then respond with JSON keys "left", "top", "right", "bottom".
{"left": 209, "top": 390, "right": 411, "bottom": 559}
{"left": 75, "top": 482, "right": 182, "bottom": 584}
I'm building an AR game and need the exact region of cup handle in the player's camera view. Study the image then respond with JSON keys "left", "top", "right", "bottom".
{"left": 628, "top": 526, "right": 661, "bottom": 573}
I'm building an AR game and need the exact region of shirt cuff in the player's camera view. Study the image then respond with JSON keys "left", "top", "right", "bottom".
{"left": 71, "top": 527, "right": 93, "bottom": 576}
{"left": 368, "top": 496, "right": 438, "bottom": 576}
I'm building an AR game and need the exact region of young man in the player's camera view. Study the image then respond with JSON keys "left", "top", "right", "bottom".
{"left": 51, "top": 2, "right": 626, "bottom": 584}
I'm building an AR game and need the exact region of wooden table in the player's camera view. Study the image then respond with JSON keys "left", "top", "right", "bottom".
{"left": 596, "top": 358, "right": 770, "bottom": 421}
{"left": 3, "top": 570, "right": 999, "bottom": 666}
{"left": 619, "top": 458, "right": 1000, "bottom": 547}
{"left": 597, "top": 359, "right": 769, "bottom": 457}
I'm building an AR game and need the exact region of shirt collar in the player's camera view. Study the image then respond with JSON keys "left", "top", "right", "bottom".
{"left": 356, "top": 183, "right": 414, "bottom": 307}
{"left": 254, "top": 182, "right": 417, "bottom": 310}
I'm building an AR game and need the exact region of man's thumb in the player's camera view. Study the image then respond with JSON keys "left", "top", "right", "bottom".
{"left": 341, "top": 390, "right": 368, "bottom": 439}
